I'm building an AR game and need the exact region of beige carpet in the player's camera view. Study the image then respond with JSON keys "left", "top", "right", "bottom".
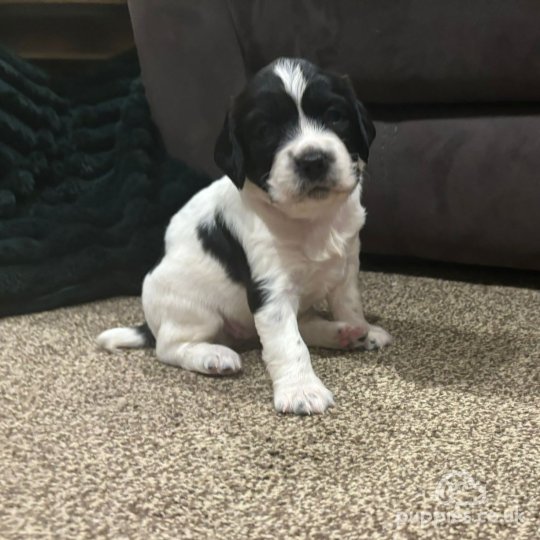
{"left": 1, "top": 272, "right": 539, "bottom": 539}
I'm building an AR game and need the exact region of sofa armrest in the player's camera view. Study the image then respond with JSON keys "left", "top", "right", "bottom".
{"left": 128, "top": 0, "right": 246, "bottom": 176}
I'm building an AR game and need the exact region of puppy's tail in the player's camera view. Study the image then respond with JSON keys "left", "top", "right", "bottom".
{"left": 96, "top": 323, "right": 155, "bottom": 352}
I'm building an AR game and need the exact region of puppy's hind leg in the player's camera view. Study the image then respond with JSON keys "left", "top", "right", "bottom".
{"left": 155, "top": 307, "right": 242, "bottom": 376}
{"left": 299, "top": 311, "right": 370, "bottom": 350}
{"left": 327, "top": 238, "right": 392, "bottom": 351}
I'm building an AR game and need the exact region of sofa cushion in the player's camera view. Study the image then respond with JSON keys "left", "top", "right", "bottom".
{"left": 228, "top": 0, "right": 540, "bottom": 104}
{"left": 364, "top": 106, "right": 540, "bottom": 270}
{"left": 127, "top": 0, "right": 540, "bottom": 271}
{"left": 128, "top": 0, "right": 247, "bottom": 181}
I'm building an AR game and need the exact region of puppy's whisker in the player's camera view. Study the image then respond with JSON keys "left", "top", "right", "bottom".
{"left": 351, "top": 158, "right": 365, "bottom": 184}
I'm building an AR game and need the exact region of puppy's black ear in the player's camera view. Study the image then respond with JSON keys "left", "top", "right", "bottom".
{"left": 354, "top": 98, "right": 376, "bottom": 161}
{"left": 341, "top": 75, "right": 376, "bottom": 163}
{"left": 214, "top": 108, "right": 245, "bottom": 189}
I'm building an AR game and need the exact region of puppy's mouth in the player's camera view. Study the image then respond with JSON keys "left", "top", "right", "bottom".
{"left": 307, "top": 185, "right": 332, "bottom": 199}
{"left": 304, "top": 175, "right": 359, "bottom": 199}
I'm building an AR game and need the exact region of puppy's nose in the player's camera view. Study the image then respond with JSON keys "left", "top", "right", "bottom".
{"left": 295, "top": 150, "right": 330, "bottom": 181}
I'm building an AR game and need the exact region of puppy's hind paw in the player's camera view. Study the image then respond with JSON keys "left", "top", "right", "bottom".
{"left": 363, "top": 325, "right": 392, "bottom": 351}
{"left": 337, "top": 324, "right": 369, "bottom": 349}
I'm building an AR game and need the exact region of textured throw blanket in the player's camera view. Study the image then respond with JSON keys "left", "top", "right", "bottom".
{"left": 0, "top": 48, "right": 212, "bottom": 317}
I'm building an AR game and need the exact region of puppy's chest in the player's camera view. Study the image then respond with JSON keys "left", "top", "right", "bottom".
{"left": 291, "top": 252, "right": 348, "bottom": 302}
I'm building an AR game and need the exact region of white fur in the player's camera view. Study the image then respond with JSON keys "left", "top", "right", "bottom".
{"left": 97, "top": 60, "right": 391, "bottom": 415}
{"left": 266, "top": 125, "right": 361, "bottom": 211}
{"left": 273, "top": 59, "right": 308, "bottom": 108}
{"left": 96, "top": 327, "right": 146, "bottom": 352}
{"left": 98, "top": 176, "right": 391, "bottom": 414}
{"left": 268, "top": 59, "right": 363, "bottom": 219}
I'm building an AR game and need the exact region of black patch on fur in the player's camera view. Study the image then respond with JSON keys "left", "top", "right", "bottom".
{"left": 246, "top": 283, "right": 271, "bottom": 314}
{"left": 301, "top": 71, "right": 375, "bottom": 163}
{"left": 214, "top": 110, "right": 246, "bottom": 189}
{"left": 136, "top": 323, "right": 155, "bottom": 347}
{"left": 215, "top": 64, "right": 299, "bottom": 191}
{"left": 197, "top": 212, "right": 269, "bottom": 313}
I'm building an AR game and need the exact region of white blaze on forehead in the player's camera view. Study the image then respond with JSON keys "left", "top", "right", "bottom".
{"left": 273, "top": 59, "right": 307, "bottom": 108}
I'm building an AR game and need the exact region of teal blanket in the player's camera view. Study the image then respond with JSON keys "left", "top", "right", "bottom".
{"left": 0, "top": 49, "right": 212, "bottom": 316}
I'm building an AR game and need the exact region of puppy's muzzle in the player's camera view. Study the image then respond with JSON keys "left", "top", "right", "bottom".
{"left": 294, "top": 149, "right": 334, "bottom": 182}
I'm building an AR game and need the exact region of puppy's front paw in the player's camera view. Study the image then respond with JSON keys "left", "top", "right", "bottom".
{"left": 362, "top": 325, "right": 392, "bottom": 351}
{"left": 273, "top": 377, "right": 334, "bottom": 415}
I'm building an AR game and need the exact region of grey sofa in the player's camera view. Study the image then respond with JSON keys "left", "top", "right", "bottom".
{"left": 128, "top": 0, "right": 540, "bottom": 271}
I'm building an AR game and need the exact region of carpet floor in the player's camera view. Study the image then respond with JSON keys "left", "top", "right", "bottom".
{"left": 1, "top": 271, "right": 538, "bottom": 539}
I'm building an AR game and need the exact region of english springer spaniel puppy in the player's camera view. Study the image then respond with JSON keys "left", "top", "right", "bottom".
{"left": 97, "top": 58, "right": 391, "bottom": 415}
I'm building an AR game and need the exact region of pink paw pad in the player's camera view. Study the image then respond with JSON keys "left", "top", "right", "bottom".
{"left": 337, "top": 326, "right": 368, "bottom": 349}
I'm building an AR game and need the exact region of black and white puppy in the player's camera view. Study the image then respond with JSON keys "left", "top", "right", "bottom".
{"left": 97, "top": 58, "right": 391, "bottom": 415}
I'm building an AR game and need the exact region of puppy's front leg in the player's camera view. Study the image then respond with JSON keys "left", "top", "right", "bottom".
{"left": 329, "top": 238, "right": 392, "bottom": 351}
{"left": 254, "top": 294, "right": 334, "bottom": 415}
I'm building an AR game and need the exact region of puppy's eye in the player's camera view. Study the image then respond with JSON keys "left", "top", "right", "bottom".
{"left": 325, "top": 108, "right": 349, "bottom": 130}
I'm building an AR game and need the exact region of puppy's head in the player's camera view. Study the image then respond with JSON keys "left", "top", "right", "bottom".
{"left": 214, "top": 58, "right": 375, "bottom": 216}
